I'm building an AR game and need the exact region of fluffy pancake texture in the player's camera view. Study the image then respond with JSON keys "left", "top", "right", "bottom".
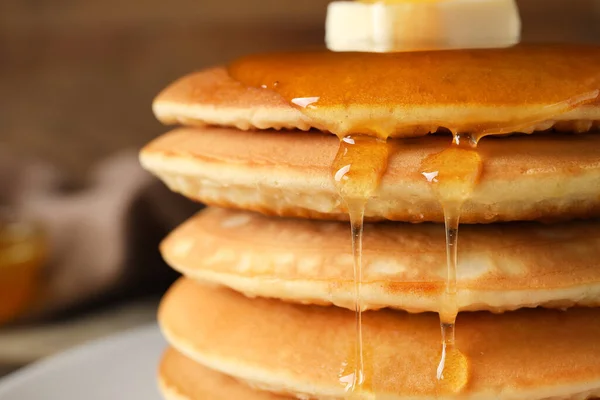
{"left": 140, "top": 127, "right": 600, "bottom": 223}
{"left": 159, "top": 348, "right": 288, "bottom": 400}
{"left": 159, "top": 279, "right": 600, "bottom": 400}
{"left": 161, "top": 207, "right": 600, "bottom": 313}
{"left": 150, "top": 44, "right": 600, "bottom": 400}
{"left": 153, "top": 47, "right": 600, "bottom": 138}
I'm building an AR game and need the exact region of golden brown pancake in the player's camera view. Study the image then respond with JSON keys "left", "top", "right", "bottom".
{"left": 161, "top": 207, "right": 600, "bottom": 313}
{"left": 160, "top": 279, "right": 600, "bottom": 400}
{"left": 153, "top": 46, "right": 600, "bottom": 138}
{"left": 140, "top": 127, "right": 600, "bottom": 223}
{"left": 159, "top": 348, "right": 289, "bottom": 400}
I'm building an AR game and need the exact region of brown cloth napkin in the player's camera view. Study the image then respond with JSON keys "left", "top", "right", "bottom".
{"left": 0, "top": 147, "right": 199, "bottom": 320}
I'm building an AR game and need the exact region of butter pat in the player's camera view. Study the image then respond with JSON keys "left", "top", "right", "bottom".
{"left": 326, "top": 0, "right": 521, "bottom": 52}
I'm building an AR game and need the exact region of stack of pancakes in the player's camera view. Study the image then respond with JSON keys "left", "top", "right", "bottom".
{"left": 140, "top": 45, "right": 600, "bottom": 399}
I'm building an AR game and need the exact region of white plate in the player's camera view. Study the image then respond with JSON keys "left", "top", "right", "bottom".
{"left": 0, "top": 324, "right": 165, "bottom": 400}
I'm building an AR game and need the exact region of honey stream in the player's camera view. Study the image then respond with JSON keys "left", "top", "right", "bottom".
{"left": 334, "top": 135, "right": 481, "bottom": 395}
{"left": 421, "top": 135, "right": 482, "bottom": 392}
{"left": 333, "top": 136, "right": 389, "bottom": 394}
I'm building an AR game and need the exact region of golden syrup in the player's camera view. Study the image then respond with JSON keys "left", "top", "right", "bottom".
{"left": 337, "top": 199, "right": 367, "bottom": 395}
{"left": 228, "top": 45, "right": 600, "bottom": 138}
{"left": 421, "top": 134, "right": 482, "bottom": 393}
{"left": 339, "top": 343, "right": 374, "bottom": 398}
{"left": 437, "top": 321, "right": 469, "bottom": 392}
{"left": 333, "top": 136, "right": 390, "bottom": 395}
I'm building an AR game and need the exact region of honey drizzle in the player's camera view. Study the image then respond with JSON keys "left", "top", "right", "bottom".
{"left": 339, "top": 200, "right": 366, "bottom": 393}
{"left": 436, "top": 204, "right": 468, "bottom": 392}
{"left": 333, "top": 136, "right": 390, "bottom": 395}
{"left": 422, "top": 134, "right": 481, "bottom": 392}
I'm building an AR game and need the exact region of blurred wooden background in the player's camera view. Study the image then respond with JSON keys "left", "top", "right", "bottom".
{"left": 1, "top": 0, "right": 599, "bottom": 180}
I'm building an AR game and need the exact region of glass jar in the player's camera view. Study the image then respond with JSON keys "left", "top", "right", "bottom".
{"left": 0, "top": 212, "right": 47, "bottom": 325}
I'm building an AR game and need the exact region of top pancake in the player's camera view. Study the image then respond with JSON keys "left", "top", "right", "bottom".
{"left": 154, "top": 45, "right": 600, "bottom": 138}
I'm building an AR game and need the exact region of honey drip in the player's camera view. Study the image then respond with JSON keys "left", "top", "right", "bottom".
{"left": 337, "top": 199, "right": 367, "bottom": 394}
{"left": 333, "top": 136, "right": 390, "bottom": 395}
{"left": 421, "top": 134, "right": 482, "bottom": 393}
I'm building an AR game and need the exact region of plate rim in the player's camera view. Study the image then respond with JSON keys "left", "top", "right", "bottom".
{"left": 0, "top": 323, "right": 163, "bottom": 397}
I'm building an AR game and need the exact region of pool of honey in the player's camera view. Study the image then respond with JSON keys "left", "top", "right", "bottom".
{"left": 228, "top": 47, "right": 600, "bottom": 396}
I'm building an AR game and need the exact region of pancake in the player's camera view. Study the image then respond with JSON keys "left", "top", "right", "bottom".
{"left": 159, "top": 348, "right": 289, "bottom": 400}
{"left": 153, "top": 46, "right": 600, "bottom": 138}
{"left": 140, "top": 127, "right": 600, "bottom": 223}
{"left": 159, "top": 279, "right": 600, "bottom": 400}
{"left": 161, "top": 207, "right": 600, "bottom": 313}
